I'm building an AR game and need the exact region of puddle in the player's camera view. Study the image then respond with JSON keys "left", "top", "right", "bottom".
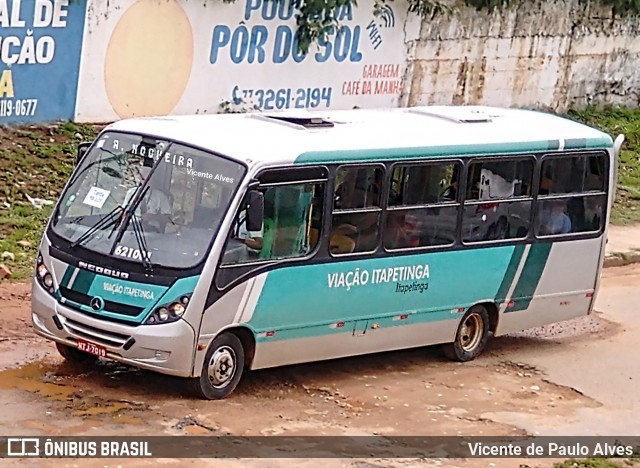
{"left": 0, "top": 361, "right": 70, "bottom": 396}
{"left": 0, "top": 359, "right": 151, "bottom": 424}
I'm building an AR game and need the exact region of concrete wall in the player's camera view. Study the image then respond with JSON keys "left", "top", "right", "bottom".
{"left": 402, "top": 0, "right": 640, "bottom": 111}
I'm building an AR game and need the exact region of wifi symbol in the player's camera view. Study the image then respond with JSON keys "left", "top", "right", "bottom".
{"left": 379, "top": 5, "right": 395, "bottom": 28}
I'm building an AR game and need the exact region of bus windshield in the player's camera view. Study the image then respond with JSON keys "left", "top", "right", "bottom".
{"left": 51, "top": 132, "right": 245, "bottom": 269}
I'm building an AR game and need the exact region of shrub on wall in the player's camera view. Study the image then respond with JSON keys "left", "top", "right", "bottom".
{"left": 220, "top": 0, "right": 640, "bottom": 53}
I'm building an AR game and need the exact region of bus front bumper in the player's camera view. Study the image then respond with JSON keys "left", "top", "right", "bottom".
{"left": 31, "top": 280, "right": 196, "bottom": 378}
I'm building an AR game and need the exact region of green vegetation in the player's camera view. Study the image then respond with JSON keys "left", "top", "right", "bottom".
{"left": 227, "top": 0, "right": 640, "bottom": 54}
{"left": 553, "top": 457, "right": 639, "bottom": 468}
{"left": 568, "top": 107, "right": 640, "bottom": 225}
{"left": 0, "top": 122, "right": 99, "bottom": 279}
{"left": 0, "top": 108, "right": 639, "bottom": 281}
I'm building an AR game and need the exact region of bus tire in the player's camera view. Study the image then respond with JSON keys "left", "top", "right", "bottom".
{"left": 192, "top": 333, "right": 245, "bottom": 400}
{"left": 442, "top": 305, "right": 490, "bottom": 362}
{"left": 55, "top": 342, "right": 99, "bottom": 363}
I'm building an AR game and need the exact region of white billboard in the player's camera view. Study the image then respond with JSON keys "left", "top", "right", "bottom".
{"left": 75, "top": 0, "right": 416, "bottom": 122}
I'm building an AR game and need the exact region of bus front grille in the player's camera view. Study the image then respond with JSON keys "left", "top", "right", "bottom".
{"left": 63, "top": 317, "right": 131, "bottom": 348}
{"left": 58, "top": 287, "right": 145, "bottom": 317}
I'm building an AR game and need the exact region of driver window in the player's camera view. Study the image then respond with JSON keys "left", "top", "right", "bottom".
{"left": 221, "top": 182, "right": 324, "bottom": 265}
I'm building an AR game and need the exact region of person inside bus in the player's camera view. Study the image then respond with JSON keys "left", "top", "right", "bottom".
{"left": 141, "top": 190, "right": 172, "bottom": 229}
{"left": 385, "top": 212, "right": 421, "bottom": 249}
{"left": 138, "top": 175, "right": 173, "bottom": 232}
{"left": 439, "top": 165, "right": 460, "bottom": 201}
{"left": 123, "top": 171, "right": 173, "bottom": 232}
{"left": 332, "top": 182, "right": 379, "bottom": 250}
{"left": 237, "top": 220, "right": 263, "bottom": 251}
{"left": 235, "top": 192, "right": 274, "bottom": 260}
{"left": 539, "top": 199, "right": 572, "bottom": 235}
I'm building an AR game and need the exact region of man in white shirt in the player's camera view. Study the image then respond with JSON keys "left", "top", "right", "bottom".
{"left": 235, "top": 212, "right": 264, "bottom": 259}
{"left": 123, "top": 174, "right": 172, "bottom": 232}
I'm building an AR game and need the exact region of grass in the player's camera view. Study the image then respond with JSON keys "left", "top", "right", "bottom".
{"left": 0, "top": 108, "right": 639, "bottom": 281}
{"left": 567, "top": 107, "right": 640, "bottom": 225}
{"left": 553, "top": 458, "right": 640, "bottom": 468}
{"left": 0, "top": 121, "right": 100, "bottom": 280}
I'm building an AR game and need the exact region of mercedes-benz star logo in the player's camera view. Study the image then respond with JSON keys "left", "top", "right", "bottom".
{"left": 90, "top": 297, "right": 104, "bottom": 311}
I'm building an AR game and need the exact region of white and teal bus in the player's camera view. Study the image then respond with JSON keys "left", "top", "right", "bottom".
{"left": 32, "top": 106, "right": 624, "bottom": 399}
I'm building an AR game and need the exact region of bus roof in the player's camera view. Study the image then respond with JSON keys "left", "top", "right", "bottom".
{"left": 105, "top": 106, "right": 613, "bottom": 168}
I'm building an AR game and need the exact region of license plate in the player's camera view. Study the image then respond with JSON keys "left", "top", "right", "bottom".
{"left": 76, "top": 339, "right": 106, "bottom": 357}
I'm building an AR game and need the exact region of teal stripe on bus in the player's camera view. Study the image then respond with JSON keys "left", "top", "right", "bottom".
{"left": 248, "top": 246, "right": 516, "bottom": 341}
{"left": 294, "top": 136, "right": 613, "bottom": 164}
{"left": 508, "top": 242, "right": 553, "bottom": 312}
{"left": 73, "top": 269, "right": 96, "bottom": 294}
{"left": 547, "top": 140, "right": 560, "bottom": 150}
{"left": 494, "top": 244, "right": 525, "bottom": 304}
{"left": 564, "top": 138, "right": 587, "bottom": 150}
{"left": 585, "top": 136, "right": 613, "bottom": 148}
{"left": 60, "top": 267, "right": 74, "bottom": 288}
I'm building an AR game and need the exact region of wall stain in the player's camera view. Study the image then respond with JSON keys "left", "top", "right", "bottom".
{"left": 411, "top": 0, "right": 640, "bottom": 111}
{"left": 453, "top": 57, "right": 469, "bottom": 105}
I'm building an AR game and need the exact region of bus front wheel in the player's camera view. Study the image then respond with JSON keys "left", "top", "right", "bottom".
{"left": 192, "top": 333, "right": 245, "bottom": 400}
{"left": 442, "top": 305, "right": 490, "bottom": 362}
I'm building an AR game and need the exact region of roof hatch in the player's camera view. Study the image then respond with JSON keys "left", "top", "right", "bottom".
{"left": 255, "top": 114, "right": 335, "bottom": 129}
{"left": 410, "top": 106, "right": 494, "bottom": 124}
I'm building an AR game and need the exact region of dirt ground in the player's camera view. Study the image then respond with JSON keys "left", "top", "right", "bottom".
{"left": 0, "top": 268, "right": 638, "bottom": 467}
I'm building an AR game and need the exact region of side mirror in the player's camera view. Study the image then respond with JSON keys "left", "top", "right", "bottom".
{"left": 76, "top": 142, "right": 91, "bottom": 165}
{"left": 611, "top": 134, "right": 625, "bottom": 204}
{"left": 245, "top": 190, "right": 264, "bottom": 232}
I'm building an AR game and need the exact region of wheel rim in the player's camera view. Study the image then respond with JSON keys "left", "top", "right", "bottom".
{"left": 207, "top": 346, "right": 236, "bottom": 389}
{"left": 459, "top": 312, "right": 484, "bottom": 352}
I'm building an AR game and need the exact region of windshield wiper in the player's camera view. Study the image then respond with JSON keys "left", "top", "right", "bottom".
{"left": 129, "top": 188, "right": 154, "bottom": 272}
{"left": 109, "top": 141, "right": 174, "bottom": 264}
{"left": 70, "top": 204, "right": 124, "bottom": 249}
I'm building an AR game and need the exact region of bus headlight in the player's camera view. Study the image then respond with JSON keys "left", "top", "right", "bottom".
{"left": 43, "top": 273, "right": 54, "bottom": 288}
{"left": 169, "top": 302, "right": 185, "bottom": 316}
{"left": 37, "top": 263, "right": 48, "bottom": 279}
{"left": 145, "top": 295, "right": 191, "bottom": 325}
{"left": 35, "top": 253, "right": 55, "bottom": 296}
{"left": 157, "top": 307, "right": 170, "bottom": 321}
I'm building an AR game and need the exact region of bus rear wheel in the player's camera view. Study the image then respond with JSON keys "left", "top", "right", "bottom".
{"left": 55, "top": 342, "right": 99, "bottom": 363}
{"left": 192, "top": 333, "right": 245, "bottom": 400}
{"left": 442, "top": 305, "right": 490, "bottom": 362}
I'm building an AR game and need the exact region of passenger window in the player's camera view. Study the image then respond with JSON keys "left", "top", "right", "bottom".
{"left": 334, "top": 166, "right": 382, "bottom": 209}
{"left": 466, "top": 159, "right": 533, "bottom": 200}
{"left": 462, "top": 158, "right": 534, "bottom": 243}
{"left": 536, "top": 154, "right": 606, "bottom": 237}
{"left": 221, "top": 182, "right": 324, "bottom": 264}
{"left": 331, "top": 166, "right": 383, "bottom": 255}
{"left": 540, "top": 154, "right": 605, "bottom": 195}
{"left": 384, "top": 162, "right": 460, "bottom": 250}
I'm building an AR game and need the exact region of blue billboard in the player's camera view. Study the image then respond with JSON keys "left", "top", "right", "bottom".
{"left": 0, "top": 0, "right": 86, "bottom": 123}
